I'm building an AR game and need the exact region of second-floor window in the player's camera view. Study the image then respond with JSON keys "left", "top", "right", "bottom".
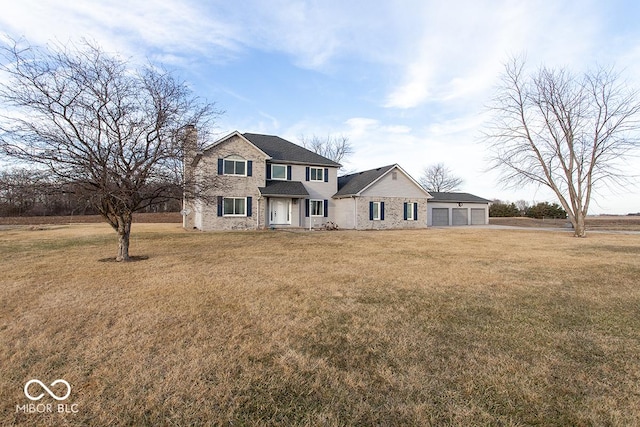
{"left": 271, "top": 164, "right": 287, "bottom": 180}
{"left": 224, "top": 158, "right": 246, "bottom": 176}
{"left": 309, "top": 167, "right": 324, "bottom": 181}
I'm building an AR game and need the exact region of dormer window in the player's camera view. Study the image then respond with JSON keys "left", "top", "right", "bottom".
{"left": 271, "top": 164, "right": 287, "bottom": 180}
{"left": 223, "top": 156, "right": 247, "bottom": 176}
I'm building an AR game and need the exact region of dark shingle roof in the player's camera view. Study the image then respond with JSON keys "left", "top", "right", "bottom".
{"left": 429, "top": 192, "right": 491, "bottom": 203}
{"left": 259, "top": 181, "right": 309, "bottom": 197}
{"left": 243, "top": 133, "right": 340, "bottom": 167}
{"left": 334, "top": 165, "right": 396, "bottom": 197}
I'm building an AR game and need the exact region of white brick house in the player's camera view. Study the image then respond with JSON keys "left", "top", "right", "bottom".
{"left": 183, "top": 131, "right": 489, "bottom": 230}
{"left": 183, "top": 131, "right": 340, "bottom": 230}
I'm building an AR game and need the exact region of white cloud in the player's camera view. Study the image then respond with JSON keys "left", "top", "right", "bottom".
{"left": 0, "top": 0, "right": 243, "bottom": 63}
{"left": 383, "top": 1, "right": 604, "bottom": 110}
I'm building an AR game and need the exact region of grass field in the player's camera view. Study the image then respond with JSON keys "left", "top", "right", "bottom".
{"left": 1, "top": 224, "right": 639, "bottom": 426}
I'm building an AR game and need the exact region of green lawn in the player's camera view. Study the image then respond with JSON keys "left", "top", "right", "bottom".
{"left": 1, "top": 224, "right": 639, "bottom": 426}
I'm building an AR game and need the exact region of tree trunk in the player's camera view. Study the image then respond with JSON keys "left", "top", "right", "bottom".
{"left": 115, "top": 215, "right": 132, "bottom": 261}
{"left": 573, "top": 212, "right": 586, "bottom": 238}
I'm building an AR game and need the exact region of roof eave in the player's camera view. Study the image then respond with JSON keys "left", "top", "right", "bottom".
{"left": 268, "top": 159, "right": 341, "bottom": 168}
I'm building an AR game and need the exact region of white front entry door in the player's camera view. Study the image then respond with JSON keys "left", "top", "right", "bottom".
{"left": 270, "top": 199, "right": 291, "bottom": 225}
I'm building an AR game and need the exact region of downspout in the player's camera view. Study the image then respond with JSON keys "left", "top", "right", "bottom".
{"left": 354, "top": 196, "right": 358, "bottom": 230}
{"left": 256, "top": 196, "right": 261, "bottom": 229}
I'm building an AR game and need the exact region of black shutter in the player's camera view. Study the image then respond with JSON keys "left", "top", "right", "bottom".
{"left": 324, "top": 168, "right": 329, "bottom": 182}
{"left": 404, "top": 203, "right": 408, "bottom": 220}
{"left": 287, "top": 165, "right": 292, "bottom": 180}
{"left": 414, "top": 203, "right": 418, "bottom": 220}
{"left": 305, "top": 167, "right": 310, "bottom": 181}
{"left": 247, "top": 161, "right": 253, "bottom": 177}
{"left": 266, "top": 164, "right": 271, "bottom": 180}
{"left": 305, "top": 199, "right": 309, "bottom": 217}
{"left": 381, "top": 202, "right": 385, "bottom": 220}
{"left": 217, "top": 159, "right": 223, "bottom": 175}
{"left": 323, "top": 199, "right": 328, "bottom": 217}
{"left": 247, "top": 196, "right": 252, "bottom": 217}
{"left": 217, "top": 196, "right": 223, "bottom": 216}
{"left": 369, "top": 202, "right": 374, "bottom": 220}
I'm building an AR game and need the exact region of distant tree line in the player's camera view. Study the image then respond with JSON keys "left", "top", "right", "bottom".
{"left": 490, "top": 200, "right": 567, "bottom": 219}
{"left": 0, "top": 168, "right": 181, "bottom": 217}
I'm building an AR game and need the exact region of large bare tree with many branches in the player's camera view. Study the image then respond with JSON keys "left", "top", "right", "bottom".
{"left": 299, "top": 134, "right": 353, "bottom": 165}
{"left": 419, "top": 162, "right": 464, "bottom": 192}
{"left": 0, "top": 39, "right": 219, "bottom": 260}
{"left": 484, "top": 58, "right": 640, "bottom": 237}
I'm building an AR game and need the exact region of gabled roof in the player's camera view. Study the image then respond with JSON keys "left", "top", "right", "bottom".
{"left": 243, "top": 133, "right": 341, "bottom": 167}
{"left": 259, "top": 181, "right": 309, "bottom": 197}
{"left": 335, "top": 164, "right": 431, "bottom": 198}
{"left": 195, "top": 131, "right": 271, "bottom": 168}
{"left": 429, "top": 192, "right": 491, "bottom": 203}
{"left": 335, "top": 165, "right": 396, "bottom": 197}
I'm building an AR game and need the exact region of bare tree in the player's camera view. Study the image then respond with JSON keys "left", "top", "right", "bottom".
{"left": 0, "top": 168, "right": 47, "bottom": 215}
{"left": 514, "top": 199, "right": 529, "bottom": 216}
{"left": 299, "top": 134, "right": 353, "bottom": 165}
{"left": 0, "top": 39, "right": 219, "bottom": 260}
{"left": 484, "top": 58, "right": 640, "bottom": 237}
{"left": 419, "top": 162, "right": 464, "bottom": 192}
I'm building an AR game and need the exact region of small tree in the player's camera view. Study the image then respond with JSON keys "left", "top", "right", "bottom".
{"left": 525, "top": 202, "right": 567, "bottom": 219}
{"left": 515, "top": 200, "right": 529, "bottom": 216}
{"left": 420, "top": 163, "right": 464, "bottom": 192}
{"left": 0, "top": 39, "right": 219, "bottom": 260}
{"left": 299, "top": 134, "right": 353, "bottom": 165}
{"left": 484, "top": 57, "right": 640, "bottom": 237}
{"left": 489, "top": 200, "right": 520, "bottom": 217}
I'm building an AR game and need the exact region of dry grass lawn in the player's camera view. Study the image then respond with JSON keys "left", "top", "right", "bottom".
{"left": 1, "top": 224, "right": 639, "bottom": 426}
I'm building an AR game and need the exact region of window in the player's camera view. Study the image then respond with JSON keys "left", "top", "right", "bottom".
{"left": 223, "top": 197, "right": 246, "bottom": 216}
{"left": 310, "top": 199, "right": 324, "bottom": 216}
{"left": 223, "top": 158, "right": 246, "bottom": 176}
{"left": 369, "top": 201, "right": 385, "bottom": 220}
{"left": 271, "top": 164, "right": 287, "bottom": 180}
{"left": 372, "top": 202, "right": 381, "bottom": 220}
{"left": 309, "top": 167, "right": 324, "bottom": 181}
{"left": 404, "top": 202, "right": 418, "bottom": 221}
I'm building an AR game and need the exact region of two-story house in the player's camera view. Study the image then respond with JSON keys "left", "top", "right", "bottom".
{"left": 183, "top": 130, "right": 488, "bottom": 231}
{"left": 183, "top": 131, "right": 340, "bottom": 231}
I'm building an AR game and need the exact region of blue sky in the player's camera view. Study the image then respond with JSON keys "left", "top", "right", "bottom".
{"left": 2, "top": 0, "right": 640, "bottom": 214}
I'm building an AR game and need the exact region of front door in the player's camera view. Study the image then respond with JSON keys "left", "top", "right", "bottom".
{"left": 270, "top": 199, "right": 291, "bottom": 225}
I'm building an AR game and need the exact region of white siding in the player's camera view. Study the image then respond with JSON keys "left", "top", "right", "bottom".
{"left": 333, "top": 197, "right": 356, "bottom": 229}
{"left": 360, "top": 170, "right": 426, "bottom": 198}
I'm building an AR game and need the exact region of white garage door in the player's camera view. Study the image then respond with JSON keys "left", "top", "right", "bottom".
{"left": 471, "top": 208, "right": 486, "bottom": 225}
{"left": 452, "top": 208, "right": 468, "bottom": 226}
{"left": 432, "top": 208, "right": 449, "bottom": 226}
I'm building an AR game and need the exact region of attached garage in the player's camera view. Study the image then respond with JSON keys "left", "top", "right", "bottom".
{"left": 471, "top": 208, "right": 486, "bottom": 225}
{"left": 431, "top": 208, "right": 449, "bottom": 226}
{"left": 452, "top": 208, "right": 468, "bottom": 226}
{"left": 427, "top": 192, "right": 491, "bottom": 227}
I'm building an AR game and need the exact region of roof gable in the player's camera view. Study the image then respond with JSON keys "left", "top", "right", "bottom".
{"left": 243, "top": 133, "right": 341, "bottom": 167}
{"left": 200, "top": 131, "right": 271, "bottom": 159}
{"left": 335, "top": 165, "right": 395, "bottom": 197}
{"left": 335, "top": 164, "right": 431, "bottom": 198}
